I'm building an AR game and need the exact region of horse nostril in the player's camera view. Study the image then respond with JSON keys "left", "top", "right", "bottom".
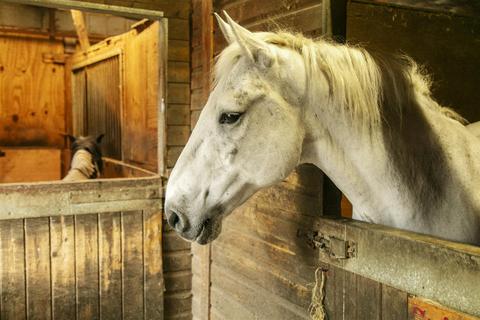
{"left": 167, "top": 209, "right": 187, "bottom": 232}
{"left": 172, "top": 212, "right": 180, "bottom": 227}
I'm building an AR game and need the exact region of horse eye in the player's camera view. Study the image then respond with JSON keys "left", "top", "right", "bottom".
{"left": 219, "top": 112, "right": 243, "bottom": 124}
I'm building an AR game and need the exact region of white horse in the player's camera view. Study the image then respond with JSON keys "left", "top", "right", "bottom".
{"left": 165, "top": 12, "right": 480, "bottom": 245}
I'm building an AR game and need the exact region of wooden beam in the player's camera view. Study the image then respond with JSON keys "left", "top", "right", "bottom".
{"left": 315, "top": 217, "right": 480, "bottom": 317}
{"left": 70, "top": 10, "right": 90, "bottom": 51}
{"left": 0, "top": 176, "right": 162, "bottom": 219}
{"left": 1, "top": 0, "right": 163, "bottom": 20}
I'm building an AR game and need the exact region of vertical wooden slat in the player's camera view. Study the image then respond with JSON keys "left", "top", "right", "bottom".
{"left": 99, "top": 212, "right": 122, "bottom": 320}
{"left": 25, "top": 218, "right": 52, "bottom": 320}
{"left": 0, "top": 219, "right": 26, "bottom": 320}
{"left": 382, "top": 285, "right": 408, "bottom": 320}
{"left": 50, "top": 216, "right": 76, "bottom": 320}
{"left": 72, "top": 70, "right": 87, "bottom": 136}
{"left": 75, "top": 214, "right": 99, "bottom": 320}
{"left": 344, "top": 269, "right": 358, "bottom": 320}
{"left": 356, "top": 275, "right": 382, "bottom": 320}
{"left": 122, "top": 211, "right": 144, "bottom": 320}
{"left": 143, "top": 210, "right": 164, "bottom": 320}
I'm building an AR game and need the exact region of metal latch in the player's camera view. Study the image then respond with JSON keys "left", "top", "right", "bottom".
{"left": 297, "top": 230, "right": 356, "bottom": 259}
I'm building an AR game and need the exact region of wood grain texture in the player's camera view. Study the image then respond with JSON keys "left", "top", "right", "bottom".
{"left": 383, "top": 285, "right": 408, "bottom": 320}
{"left": 75, "top": 214, "right": 99, "bottom": 320}
{"left": 50, "top": 215, "right": 76, "bottom": 320}
{"left": 0, "top": 147, "right": 61, "bottom": 183}
{"left": 347, "top": 1, "right": 480, "bottom": 122}
{"left": 122, "top": 211, "right": 144, "bottom": 319}
{"left": 0, "top": 219, "right": 26, "bottom": 320}
{"left": 99, "top": 212, "right": 122, "bottom": 320}
{"left": 143, "top": 210, "right": 164, "bottom": 320}
{"left": 25, "top": 218, "right": 52, "bottom": 320}
{"left": 0, "top": 36, "right": 65, "bottom": 147}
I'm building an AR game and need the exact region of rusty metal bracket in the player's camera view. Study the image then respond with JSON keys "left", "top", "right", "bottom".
{"left": 297, "top": 229, "right": 356, "bottom": 259}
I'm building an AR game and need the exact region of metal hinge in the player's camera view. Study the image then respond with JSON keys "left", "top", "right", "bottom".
{"left": 297, "top": 230, "right": 356, "bottom": 259}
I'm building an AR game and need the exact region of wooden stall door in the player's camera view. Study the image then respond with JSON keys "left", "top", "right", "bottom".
{"left": 71, "top": 20, "right": 165, "bottom": 172}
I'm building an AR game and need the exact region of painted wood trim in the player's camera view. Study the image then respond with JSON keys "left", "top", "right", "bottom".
{"left": 315, "top": 217, "right": 480, "bottom": 317}
{"left": 2, "top": 0, "right": 163, "bottom": 20}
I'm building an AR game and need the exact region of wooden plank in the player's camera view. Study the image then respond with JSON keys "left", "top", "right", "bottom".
{"left": 167, "top": 61, "right": 190, "bottom": 83}
{"left": 356, "top": 275, "right": 381, "bottom": 320}
{"left": 98, "top": 212, "right": 122, "bottom": 320}
{"left": 210, "top": 264, "right": 307, "bottom": 320}
{"left": 201, "top": 0, "right": 213, "bottom": 103}
{"left": 408, "top": 296, "right": 480, "bottom": 320}
{"left": 347, "top": 2, "right": 480, "bottom": 122}
{"left": 2, "top": 0, "right": 164, "bottom": 20}
{"left": 25, "top": 218, "right": 52, "bottom": 320}
{"left": 122, "top": 211, "right": 144, "bottom": 319}
{"left": 0, "top": 36, "right": 65, "bottom": 147}
{"left": 352, "top": 0, "right": 480, "bottom": 17}
{"left": 75, "top": 214, "right": 99, "bottom": 320}
{"left": 143, "top": 210, "right": 164, "bottom": 320}
{"left": 382, "top": 285, "right": 408, "bottom": 320}
{"left": 167, "top": 126, "right": 190, "bottom": 146}
{"left": 50, "top": 215, "right": 76, "bottom": 320}
{"left": 168, "top": 40, "right": 190, "bottom": 62}
{"left": 0, "top": 176, "right": 162, "bottom": 219}
{"left": 316, "top": 217, "right": 480, "bottom": 317}
{"left": 70, "top": 10, "right": 90, "bottom": 50}
{"left": 168, "top": 83, "right": 190, "bottom": 104}
{"left": 0, "top": 219, "right": 26, "bottom": 320}
{"left": 123, "top": 21, "right": 161, "bottom": 171}
{"left": 167, "top": 105, "right": 190, "bottom": 125}
{"left": 0, "top": 148, "right": 61, "bottom": 183}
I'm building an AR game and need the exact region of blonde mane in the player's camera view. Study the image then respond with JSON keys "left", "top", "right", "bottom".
{"left": 214, "top": 30, "right": 466, "bottom": 132}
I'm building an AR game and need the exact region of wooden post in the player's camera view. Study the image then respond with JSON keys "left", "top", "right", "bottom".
{"left": 70, "top": 10, "right": 90, "bottom": 51}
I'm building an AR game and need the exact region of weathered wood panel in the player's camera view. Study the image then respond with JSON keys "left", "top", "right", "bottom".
{"left": 316, "top": 217, "right": 480, "bottom": 317}
{"left": 122, "top": 211, "right": 145, "bottom": 319}
{"left": 99, "top": 212, "right": 122, "bottom": 320}
{"left": 75, "top": 214, "right": 100, "bottom": 319}
{"left": 50, "top": 216, "right": 76, "bottom": 320}
{"left": 347, "top": 1, "right": 480, "bottom": 122}
{"left": 0, "top": 147, "right": 61, "bottom": 183}
{"left": 0, "top": 219, "right": 26, "bottom": 320}
{"left": 25, "top": 218, "right": 52, "bottom": 320}
{"left": 0, "top": 36, "right": 65, "bottom": 147}
{"left": 0, "top": 209, "right": 163, "bottom": 320}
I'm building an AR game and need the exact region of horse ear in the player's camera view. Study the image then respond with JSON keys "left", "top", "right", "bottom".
{"left": 214, "top": 12, "right": 235, "bottom": 44}
{"left": 96, "top": 134, "right": 105, "bottom": 144}
{"left": 223, "top": 11, "right": 274, "bottom": 69}
{"left": 66, "top": 134, "right": 76, "bottom": 144}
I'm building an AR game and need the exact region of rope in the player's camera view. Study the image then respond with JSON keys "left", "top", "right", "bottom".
{"left": 309, "top": 267, "right": 327, "bottom": 320}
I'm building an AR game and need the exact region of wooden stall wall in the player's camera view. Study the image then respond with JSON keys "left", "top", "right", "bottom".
{"left": 77, "top": 1, "right": 191, "bottom": 318}
{"left": 191, "top": 1, "right": 326, "bottom": 319}
{"left": 346, "top": 0, "right": 480, "bottom": 122}
{"left": 0, "top": 210, "right": 163, "bottom": 320}
{"left": 74, "top": 1, "right": 193, "bottom": 319}
{"left": 0, "top": 36, "right": 65, "bottom": 148}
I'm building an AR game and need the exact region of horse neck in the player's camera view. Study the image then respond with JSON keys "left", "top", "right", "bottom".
{"left": 299, "top": 54, "right": 451, "bottom": 228}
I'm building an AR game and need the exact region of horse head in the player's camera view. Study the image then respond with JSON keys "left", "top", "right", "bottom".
{"left": 165, "top": 13, "right": 309, "bottom": 244}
